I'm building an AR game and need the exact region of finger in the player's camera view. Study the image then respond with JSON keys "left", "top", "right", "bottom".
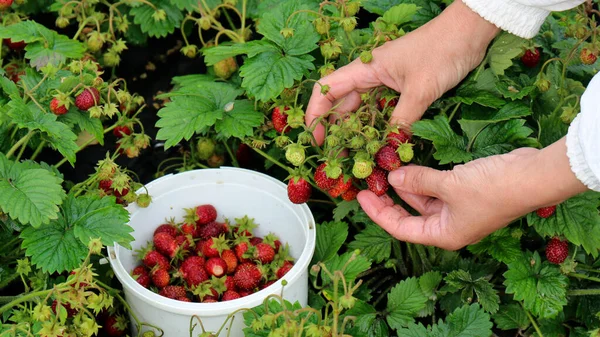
{"left": 357, "top": 190, "right": 441, "bottom": 246}
{"left": 328, "top": 91, "right": 362, "bottom": 124}
{"left": 306, "top": 61, "right": 381, "bottom": 145}
{"left": 389, "top": 89, "right": 432, "bottom": 127}
{"left": 378, "top": 193, "right": 412, "bottom": 217}
{"left": 388, "top": 166, "right": 447, "bottom": 198}
{"left": 395, "top": 190, "right": 443, "bottom": 216}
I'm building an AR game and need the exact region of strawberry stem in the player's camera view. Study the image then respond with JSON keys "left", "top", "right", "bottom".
{"left": 567, "top": 289, "right": 600, "bottom": 296}
{"left": 569, "top": 272, "right": 600, "bottom": 283}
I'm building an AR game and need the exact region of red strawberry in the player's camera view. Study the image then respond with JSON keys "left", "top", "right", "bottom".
{"left": 154, "top": 223, "right": 179, "bottom": 237}
{"left": 51, "top": 300, "right": 77, "bottom": 317}
{"left": 287, "top": 177, "right": 312, "bottom": 204}
{"left": 113, "top": 125, "right": 132, "bottom": 138}
{"left": 546, "top": 237, "right": 569, "bottom": 264}
{"left": 113, "top": 187, "right": 129, "bottom": 198}
{"left": 521, "top": 48, "right": 540, "bottom": 68}
{"left": 203, "top": 298, "right": 218, "bottom": 303}
{"left": 142, "top": 250, "right": 170, "bottom": 270}
{"left": 198, "top": 238, "right": 220, "bottom": 258}
{"left": 179, "top": 256, "right": 208, "bottom": 287}
{"left": 205, "top": 257, "right": 227, "bottom": 277}
{"left": 272, "top": 106, "right": 290, "bottom": 133}
{"left": 104, "top": 315, "right": 127, "bottom": 337}
{"left": 197, "top": 221, "right": 224, "bottom": 239}
{"left": 386, "top": 129, "right": 411, "bottom": 149}
{"left": 196, "top": 204, "right": 217, "bottom": 225}
{"left": 238, "top": 289, "right": 253, "bottom": 297}
{"left": 175, "top": 234, "right": 194, "bottom": 253}
{"left": 181, "top": 222, "right": 198, "bottom": 237}
{"left": 253, "top": 243, "right": 275, "bottom": 264}
{"left": 234, "top": 237, "right": 251, "bottom": 263}
{"left": 249, "top": 237, "right": 263, "bottom": 246}
{"left": 276, "top": 261, "right": 294, "bottom": 279}
{"left": 536, "top": 206, "right": 556, "bottom": 218}
{"left": 224, "top": 275, "right": 237, "bottom": 291}
{"left": 378, "top": 97, "right": 398, "bottom": 110}
{"left": 153, "top": 232, "right": 179, "bottom": 258}
{"left": 581, "top": 48, "right": 598, "bottom": 65}
{"left": 132, "top": 265, "right": 151, "bottom": 288}
{"left": 151, "top": 268, "right": 170, "bottom": 288}
{"left": 365, "top": 167, "right": 389, "bottom": 196}
{"left": 177, "top": 296, "right": 191, "bottom": 302}
{"left": 261, "top": 280, "right": 276, "bottom": 290}
{"left": 236, "top": 143, "right": 253, "bottom": 167}
{"left": 375, "top": 145, "right": 402, "bottom": 171}
{"left": 0, "top": 0, "right": 13, "bottom": 11}
{"left": 328, "top": 176, "right": 352, "bottom": 198}
{"left": 75, "top": 87, "right": 101, "bottom": 111}
{"left": 314, "top": 163, "right": 337, "bottom": 190}
{"left": 341, "top": 185, "right": 360, "bottom": 201}
{"left": 4, "top": 39, "right": 25, "bottom": 50}
{"left": 159, "top": 285, "right": 187, "bottom": 299}
{"left": 234, "top": 263, "right": 262, "bottom": 290}
{"left": 99, "top": 180, "right": 113, "bottom": 192}
{"left": 50, "top": 98, "right": 68, "bottom": 115}
{"left": 221, "top": 249, "right": 238, "bottom": 274}
{"left": 222, "top": 290, "right": 241, "bottom": 301}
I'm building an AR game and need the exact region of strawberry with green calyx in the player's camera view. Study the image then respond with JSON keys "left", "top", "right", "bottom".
{"left": 200, "top": 234, "right": 230, "bottom": 258}
{"left": 113, "top": 125, "right": 132, "bottom": 138}
{"left": 196, "top": 138, "right": 216, "bottom": 160}
{"left": 319, "top": 63, "right": 335, "bottom": 77}
{"left": 104, "top": 315, "right": 128, "bottom": 337}
{"left": 286, "top": 106, "right": 305, "bottom": 129}
{"left": 546, "top": 237, "right": 569, "bottom": 264}
{"left": 96, "top": 156, "right": 118, "bottom": 180}
{"left": 246, "top": 243, "right": 275, "bottom": 264}
{"left": 276, "top": 260, "right": 294, "bottom": 280}
{"left": 181, "top": 44, "right": 198, "bottom": 58}
{"left": 378, "top": 96, "right": 399, "bottom": 110}
{"left": 136, "top": 193, "right": 152, "bottom": 208}
{"left": 110, "top": 173, "right": 131, "bottom": 198}
{"left": 210, "top": 275, "right": 228, "bottom": 295}
{"left": 234, "top": 262, "right": 263, "bottom": 290}
{"left": 313, "top": 17, "right": 330, "bottom": 35}
{"left": 154, "top": 222, "right": 178, "bottom": 237}
{"left": 234, "top": 235, "right": 251, "bottom": 263}
{"left": 263, "top": 233, "right": 282, "bottom": 253}
{"left": 375, "top": 145, "right": 402, "bottom": 171}
{"left": 250, "top": 237, "right": 263, "bottom": 246}
{"left": 521, "top": 47, "right": 541, "bottom": 68}
{"left": 287, "top": 173, "right": 312, "bottom": 204}
{"left": 75, "top": 87, "right": 101, "bottom": 111}
{"left": 314, "top": 163, "right": 338, "bottom": 190}
{"left": 580, "top": 45, "right": 598, "bottom": 65}
{"left": 328, "top": 175, "right": 353, "bottom": 198}
{"left": 234, "top": 215, "right": 258, "bottom": 237}
{"left": 385, "top": 127, "right": 411, "bottom": 148}
{"left": 140, "top": 249, "right": 170, "bottom": 271}
{"left": 366, "top": 167, "right": 389, "bottom": 196}
{"left": 274, "top": 135, "right": 291, "bottom": 148}
{"left": 360, "top": 50, "right": 373, "bottom": 63}
{"left": 132, "top": 266, "right": 151, "bottom": 288}
{"left": 191, "top": 281, "right": 218, "bottom": 302}
{"left": 535, "top": 73, "right": 551, "bottom": 92}
{"left": 352, "top": 152, "right": 374, "bottom": 179}
{"left": 50, "top": 98, "right": 68, "bottom": 115}
{"left": 362, "top": 126, "right": 380, "bottom": 140}
{"left": 175, "top": 234, "right": 195, "bottom": 254}
{"left": 349, "top": 135, "right": 366, "bottom": 149}
{"left": 397, "top": 142, "right": 414, "bottom": 163}
{"left": 285, "top": 143, "right": 306, "bottom": 166}
{"left": 271, "top": 106, "right": 291, "bottom": 133}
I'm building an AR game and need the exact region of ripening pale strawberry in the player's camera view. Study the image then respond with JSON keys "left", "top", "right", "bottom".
{"left": 222, "top": 290, "right": 241, "bottom": 301}
{"left": 352, "top": 158, "right": 374, "bottom": 179}
{"left": 132, "top": 265, "right": 151, "bottom": 288}
{"left": 234, "top": 262, "right": 263, "bottom": 290}
{"left": 314, "top": 163, "right": 337, "bottom": 190}
{"left": 546, "top": 237, "right": 569, "bottom": 264}
{"left": 75, "top": 87, "right": 101, "bottom": 111}
{"left": 153, "top": 232, "right": 179, "bottom": 258}
{"left": 50, "top": 98, "right": 68, "bottom": 115}
{"left": 272, "top": 106, "right": 291, "bottom": 133}
{"left": 365, "top": 167, "right": 389, "bottom": 196}
{"left": 196, "top": 204, "right": 217, "bottom": 225}
{"left": 521, "top": 48, "right": 540, "bottom": 68}
{"left": 376, "top": 145, "right": 402, "bottom": 171}
{"left": 213, "top": 57, "right": 238, "bottom": 80}
{"left": 253, "top": 243, "right": 275, "bottom": 264}
{"left": 151, "top": 268, "right": 170, "bottom": 288}
{"left": 580, "top": 47, "right": 598, "bottom": 65}
{"left": 159, "top": 285, "right": 187, "bottom": 299}
{"left": 205, "top": 257, "right": 227, "bottom": 277}
{"left": 287, "top": 176, "right": 312, "bottom": 204}
{"left": 221, "top": 249, "right": 238, "bottom": 274}
{"left": 536, "top": 205, "right": 556, "bottom": 218}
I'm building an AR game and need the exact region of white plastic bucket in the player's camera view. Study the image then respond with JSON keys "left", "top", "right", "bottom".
{"left": 107, "top": 167, "right": 316, "bottom": 337}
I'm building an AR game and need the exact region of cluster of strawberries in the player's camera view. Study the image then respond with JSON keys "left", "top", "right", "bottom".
{"left": 132, "top": 204, "right": 294, "bottom": 303}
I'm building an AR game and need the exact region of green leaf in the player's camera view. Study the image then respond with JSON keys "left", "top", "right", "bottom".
{"left": 322, "top": 251, "right": 371, "bottom": 285}
{"left": 0, "top": 154, "right": 65, "bottom": 228}
{"left": 362, "top": 0, "right": 403, "bottom": 15}
{"left": 345, "top": 305, "right": 391, "bottom": 337}
{"left": 257, "top": 1, "right": 320, "bottom": 55}
{"left": 486, "top": 32, "right": 528, "bottom": 76}
{"left": 468, "top": 228, "right": 522, "bottom": 264}
{"left": 20, "top": 195, "right": 133, "bottom": 273}
{"left": 493, "top": 303, "right": 530, "bottom": 331}
{"left": 495, "top": 79, "right": 536, "bottom": 100}
{"left": 170, "top": 0, "right": 197, "bottom": 10}
{"left": 0, "top": 21, "right": 85, "bottom": 69}
{"left": 397, "top": 304, "right": 493, "bottom": 337}
{"left": 155, "top": 82, "right": 249, "bottom": 148}
{"left": 202, "top": 41, "right": 279, "bottom": 66}
{"left": 58, "top": 110, "right": 104, "bottom": 145}
{"left": 333, "top": 200, "right": 360, "bottom": 222}
{"left": 386, "top": 277, "right": 428, "bottom": 330}
{"left": 420, "top": 271, "right": 442, "bottom": 298}
{"left": 452, "top": 84, "right": 506, "bottom": 108}
{"left": 382, "top": 4, "right": 420, "bottom": 25}
{"left": 239, "top": 52, "right": 315, "bottom": 102}
{"left": 348, "top": 222, "right": 394, "bottom": 263}
{"left": 20, "top": 220, "right": 87, "bottom": 274}
{"left": 504, "top": 251, "right": 568, "bottom": 319}
{"left": 444, "top": 270, "right": 500, "bottom": 314}
{"left": 528, "top": 192, "right": 600, "bottom": 257}
{"left": 313, "top": 221, "right": 348, "bottom": 263}
{"left": 8, "top": 97, "right": 78, "bottom": 164}
{"left": 412, "top": 115, "right": 472, "bottom": 165}
{"left": 470, "top": 119, "right": 536, "bottom": 159}
{"left": 214, "top": 100, "right": 263, "bottom": 139}
{"left": 538, "top": 113, "right": 568, "bottom": 147}
{"left": 129, "top": 0, "right": 184, "bottom": 38}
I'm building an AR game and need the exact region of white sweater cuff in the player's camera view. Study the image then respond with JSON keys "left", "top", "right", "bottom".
{"left": 566, "top": 114, "right": 600, "bottom": 192}
{"left": 461, "top": 0, "right": 550, "bottom": 39}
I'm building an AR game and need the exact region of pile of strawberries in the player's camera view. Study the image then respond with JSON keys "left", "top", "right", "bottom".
{"left": 132, "top": 204, "right": 295, "bottom": 303}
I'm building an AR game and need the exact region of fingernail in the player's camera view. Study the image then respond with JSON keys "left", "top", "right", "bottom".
{"left": 388, "top": 169, "right": 405, "bottom": 186}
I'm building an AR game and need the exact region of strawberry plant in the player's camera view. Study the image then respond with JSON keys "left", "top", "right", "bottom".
{"left": 1, "top": 0, "right": 600, "bottom": 336}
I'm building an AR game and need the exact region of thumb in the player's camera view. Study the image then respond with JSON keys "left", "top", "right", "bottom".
{"left": 389, "top": 90, "right": 431, "bottom": 127}
{"left": 388, "top": 166, "right": 447, "bottom": 197}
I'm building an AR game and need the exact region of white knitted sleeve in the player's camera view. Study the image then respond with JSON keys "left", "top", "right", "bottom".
{"left": 461, "top": 0, "right": 586, "bottom": 38}
{"left": 566, "top": 73, "right": 600, "bottom": 192}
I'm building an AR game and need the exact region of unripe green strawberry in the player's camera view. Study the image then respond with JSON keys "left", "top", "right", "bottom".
{"left": 214, "top": 57, "right": 238, "bottom": 79}
{"left": 366, "top": 140, "right": 382, "bottom": 155}
{"left": 320, "top": 39, "right": 342, "bottom": 59}
{"left": 352, "top": 152, "right": 374, "bottom": 179}
{"left": 560, "top": 105, "right": 578, "bottom": 124}
{"left": 339, "top": 294, "right": 356, "bottom": 309}
{"left": 313, "top": 17, "right": 330, "bottom": 35}
{"left": 199, "top": 17, "right": 211, "bottom": 30}
{"left": 535, "top": 77, "right": 551, "bottom": 92}
{"left": 297, "top": 131, "right": 314, "bottom": 145}
{"left": 56, "top": 17, "right": 70, "bottom": 28}
{"left": 349, "top": 135, "right": 365, "bottom": 149}
{"left": 285, "top": 144, "right": 306, "bottom": 166}
{"left": 136, "top": 193, "right": 152, "bottom": 208}
{"left": 397, "top": 143, "right": 414, "bottom": 162}
{"left": 181, "top": 45, "right": 198, "bottom": 58}
{"left": 196, "top": 138, "right": 216, "bottom": 160}
{"left": 340, "top": 17, "right": 357, "bottom": 32}
{"left": 325, "top": 135, "right": 340, "bottom": 148}
{"left": 280, "top": 27, "right": 294, "bottom": 38}
{"left": 86, "top": 31, "right": 104, "bottom": 52}
{"left": 286, "top": 107, "right": 305, "bottom": 128}
{"left": 345, "top": 1, "right": 360, "bottom": 16}
{"left": 319, "top": 64, "right": 335, "bottom": 77}
{"left": 360, "top": 50, "right": 373, "bottom": 63}
{"left": 103, "top": 51, "right": 120, "bottom": 67}
{"left": 580, "top": 47, "right": 598, "bottom": 65}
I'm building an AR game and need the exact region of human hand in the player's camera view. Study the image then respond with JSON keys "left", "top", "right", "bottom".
{"left": 357, "top": 138, "right": 588, "bottom": 250}
{"left": 305, "top": 1, "right": 500, "bottom": 144}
